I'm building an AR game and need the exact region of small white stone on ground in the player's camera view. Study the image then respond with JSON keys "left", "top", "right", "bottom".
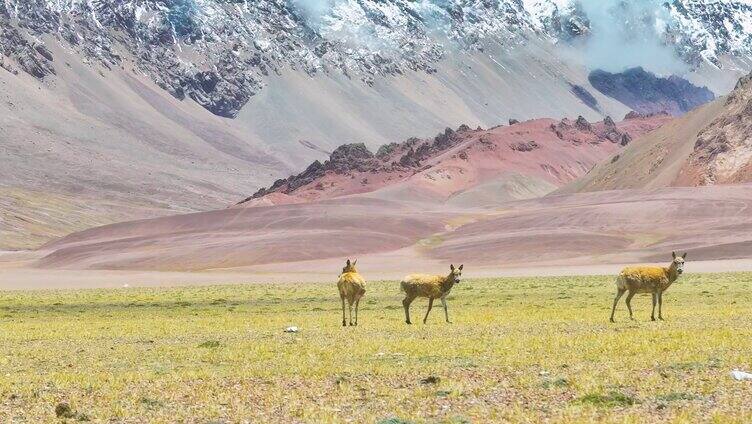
{"left": 731, "top": 369, "right": 752, "bottom": 380}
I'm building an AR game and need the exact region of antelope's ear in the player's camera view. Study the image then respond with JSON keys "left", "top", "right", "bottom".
{"left": 672, "top": 251, "right": 676, "bottom": 259}
{"left": 450, "top": 264, "right": 455, "bottom": 271}
{"left": 458, "top": 264, "right": 463, "bottom": 270}
{"left": 682, "top": 252, "right": 687, "bottom": 259}
{"left": 353, "top": 259, "right": 357, "bottom": 266}
{"left": 346, "top": 259, "right": 351, "bottom": 266}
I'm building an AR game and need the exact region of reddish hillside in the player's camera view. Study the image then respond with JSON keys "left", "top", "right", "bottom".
{"left": 239, "top": 114, "right": 671, "bottom": 207}
{"left": 34, "top": 184, "right": 752, "bottom": 272}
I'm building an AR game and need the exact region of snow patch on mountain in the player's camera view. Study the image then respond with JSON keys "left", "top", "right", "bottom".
{"left": 1, "top": 1, "right": 751, "bottom": 118}
{"left": 665, "top": 0, "right": 752, "bottom": 66}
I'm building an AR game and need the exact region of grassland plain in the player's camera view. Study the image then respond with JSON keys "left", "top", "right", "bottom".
{"left": 1, "top": 273, "right": 752, "bottom": 423}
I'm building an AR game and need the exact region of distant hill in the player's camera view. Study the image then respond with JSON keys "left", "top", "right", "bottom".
{"left": 1, "top": 0, "right": 750, "bottom": 249}
{"left": 240, "top": 115, "right": 670, "bottom": 208}
{"left": 560, "top": 72, "right": 752, "bottom": 193}
{"left": 589, "top": 67, "right": 715, "bottom": 116}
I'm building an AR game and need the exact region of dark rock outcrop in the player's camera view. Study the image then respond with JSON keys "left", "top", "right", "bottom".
{"left": 574, "top": 116, "right": 592, "bottom": 132}
{"left": 0, "top": 26, "right": 55, "bottom": 78}
{"left": 550, "top": 116, "right": 636, "bottom": 146}
{"left": 569, "top": 84, "right": 599, "bottom": 111}
{"left": 589, "top": 67, "right": 715, "bottom": 116}
{"left": 246, "top": 143, "right": 382, "bottom": 199}
{"left": 243, "top": 126, "right": 470, "bottom": 202}
{"left": 624, "top": 110, "right": 672, "bottom": 120}
{"left": 510, "top": 141, "right": 540, "bottom": 152}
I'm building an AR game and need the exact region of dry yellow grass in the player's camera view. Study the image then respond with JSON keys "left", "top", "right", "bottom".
{"left": 1, "top": 272, "right": 752, "bottom": 423}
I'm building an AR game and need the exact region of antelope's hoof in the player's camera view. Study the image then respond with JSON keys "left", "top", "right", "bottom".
{"left": 342, "top": 322, "right": 346, "bottom": 327}
{"left": 659, "top": 317, "right": 664, "bottom": 321}
{"left": 630, "top": 317, "right": 635, "bottom": 321}
{"left": 446, "top": 320, "right": 452, "bottom": 324}
{"left": 609, "top": 318, "right": 615, "bottom": 323}
{"left": 354, "top": 322, "right": 358, "bottom": 326}
{"left": 651, "top": 317, "right": 656, "bottom": 321}
{"left": 405, "top": 320, "right": 412, "bottom": 325}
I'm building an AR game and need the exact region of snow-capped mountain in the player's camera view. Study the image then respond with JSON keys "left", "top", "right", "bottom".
{"left": 1, "top": 0, "right": 751, "bottom": 249}
{"left": 666, "top": 0, "right": 752, "bottom": 66}
{"left": 2, "top": 1, "right": 750, "bottom": 118}
{"left": 0, "top": 0, "right": 550, "bottom": 117}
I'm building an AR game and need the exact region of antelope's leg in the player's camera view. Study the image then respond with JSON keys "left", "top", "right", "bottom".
{"left": 348, "top": 301, "right": 354, "bottom": 326}
{"left": 651, "top": 292, "right": 657, "bottom": 321}
{"left": 423, "top": 297, "right": 434, "bottom": 324}
{"left": 403, "top": 295, "right": 415, "bottom": 324}
{"left": 610, "top": 289, "right": 625, "bottom": 323}
{"left": 658, "top": 291, "right": 664, "bottom": 320}
{"left": 441, "top": 295, "right": 450, "bottom": 323}
{"left": 354, "top": 298, "right": 360, "bottom": 326}
{"left": 341, "top": 296, "right": 346, "bottom": 327}
{"left": 625, "top": 290, "right": 636, "bottom": 320}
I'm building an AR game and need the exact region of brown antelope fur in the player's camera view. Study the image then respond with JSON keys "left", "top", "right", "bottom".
{"left": 337, "top": 259, "right": 366, "bottom": 326}
{"left": 401, "top": 264, "right": 463, "bottom": 324}
{"left": 610, "top": 252, "right": 687, "bottom": 322}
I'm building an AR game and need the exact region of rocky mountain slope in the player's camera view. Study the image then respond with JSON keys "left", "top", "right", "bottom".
{"left": 0, "top": 0, "right": 569, "bottom": 118}
{"left": 560, "top": 72, "right": 752, "bottom": 193}
{"left": 241, "top": 113, "right": 670, "bottom": 207}
{"left": 589, "top": 67, "right": 715, "bottom": 116}
{"left": 1, "top": 0, "right": 752, "bottom": 249}
{"left": 665, "top": 0, "right": 752, "bottom": 67}
{"left": 677, "top": 74, "right": 752, "bottom": 185}
{"left": 1, "top": 1, "right": 750, "bottom": 116}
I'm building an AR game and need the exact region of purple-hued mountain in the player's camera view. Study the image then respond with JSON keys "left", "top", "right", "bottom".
{"left": 588, "top": 67, "right": 716, "bottom": 116}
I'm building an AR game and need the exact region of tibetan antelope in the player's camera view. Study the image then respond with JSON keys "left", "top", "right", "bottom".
{"left": 401, "top": 264, "right": 463, "bottom": 324}
{"left": 337, "top": 259, "right": 366, "bottom": 326}
{"left": 609, "top": 252, "right": 687, "bottom": 322}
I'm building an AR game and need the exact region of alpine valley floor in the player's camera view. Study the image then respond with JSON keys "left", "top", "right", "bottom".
{"left": 2, "top": 273, "right": 752, "bottom": 423}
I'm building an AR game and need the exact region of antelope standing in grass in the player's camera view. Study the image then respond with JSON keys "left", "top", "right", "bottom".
{"left": 337, "top": 259, "right": 366, "bottom": 326}
{"left": 609, "top": 252, "right": 687, "bottom": 322}
{"left": 401, "top": 264, "right": 463, "bottom": 324}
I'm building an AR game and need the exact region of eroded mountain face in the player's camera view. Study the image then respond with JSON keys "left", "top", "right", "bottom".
{"left": 588, "top": 67, "right": 715, "bottom": 116}
{"left": 558, "top": 71, "right": 752, "bottom": 194}
{"left": 681, "top": 73, "right": 752, "bottom": 185}
{"left": 0, "top": 0, "right": 536, "bottom": 117}
{"left": 1, "top": 1, "right": 751, "bottom": 118}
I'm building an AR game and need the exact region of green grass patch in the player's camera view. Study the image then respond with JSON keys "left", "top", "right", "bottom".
{"left": 578, "top": 391, "right": 638, "bottom": 407}
{"left": 1, "top": 273, "right": 752, "bottom": 422}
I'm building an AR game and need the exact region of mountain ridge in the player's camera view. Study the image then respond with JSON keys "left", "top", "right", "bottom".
{"left": 1, "top": 0, "right": 752, "bottom": 250}
{"left": 2, "top": 1, "right": 751, "bottom": 117}
{"left": 240, "top": 113, "right": 671, "bottom": 207}
{"left": 559, "top": 71, "right": 752, "bottom": 193}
